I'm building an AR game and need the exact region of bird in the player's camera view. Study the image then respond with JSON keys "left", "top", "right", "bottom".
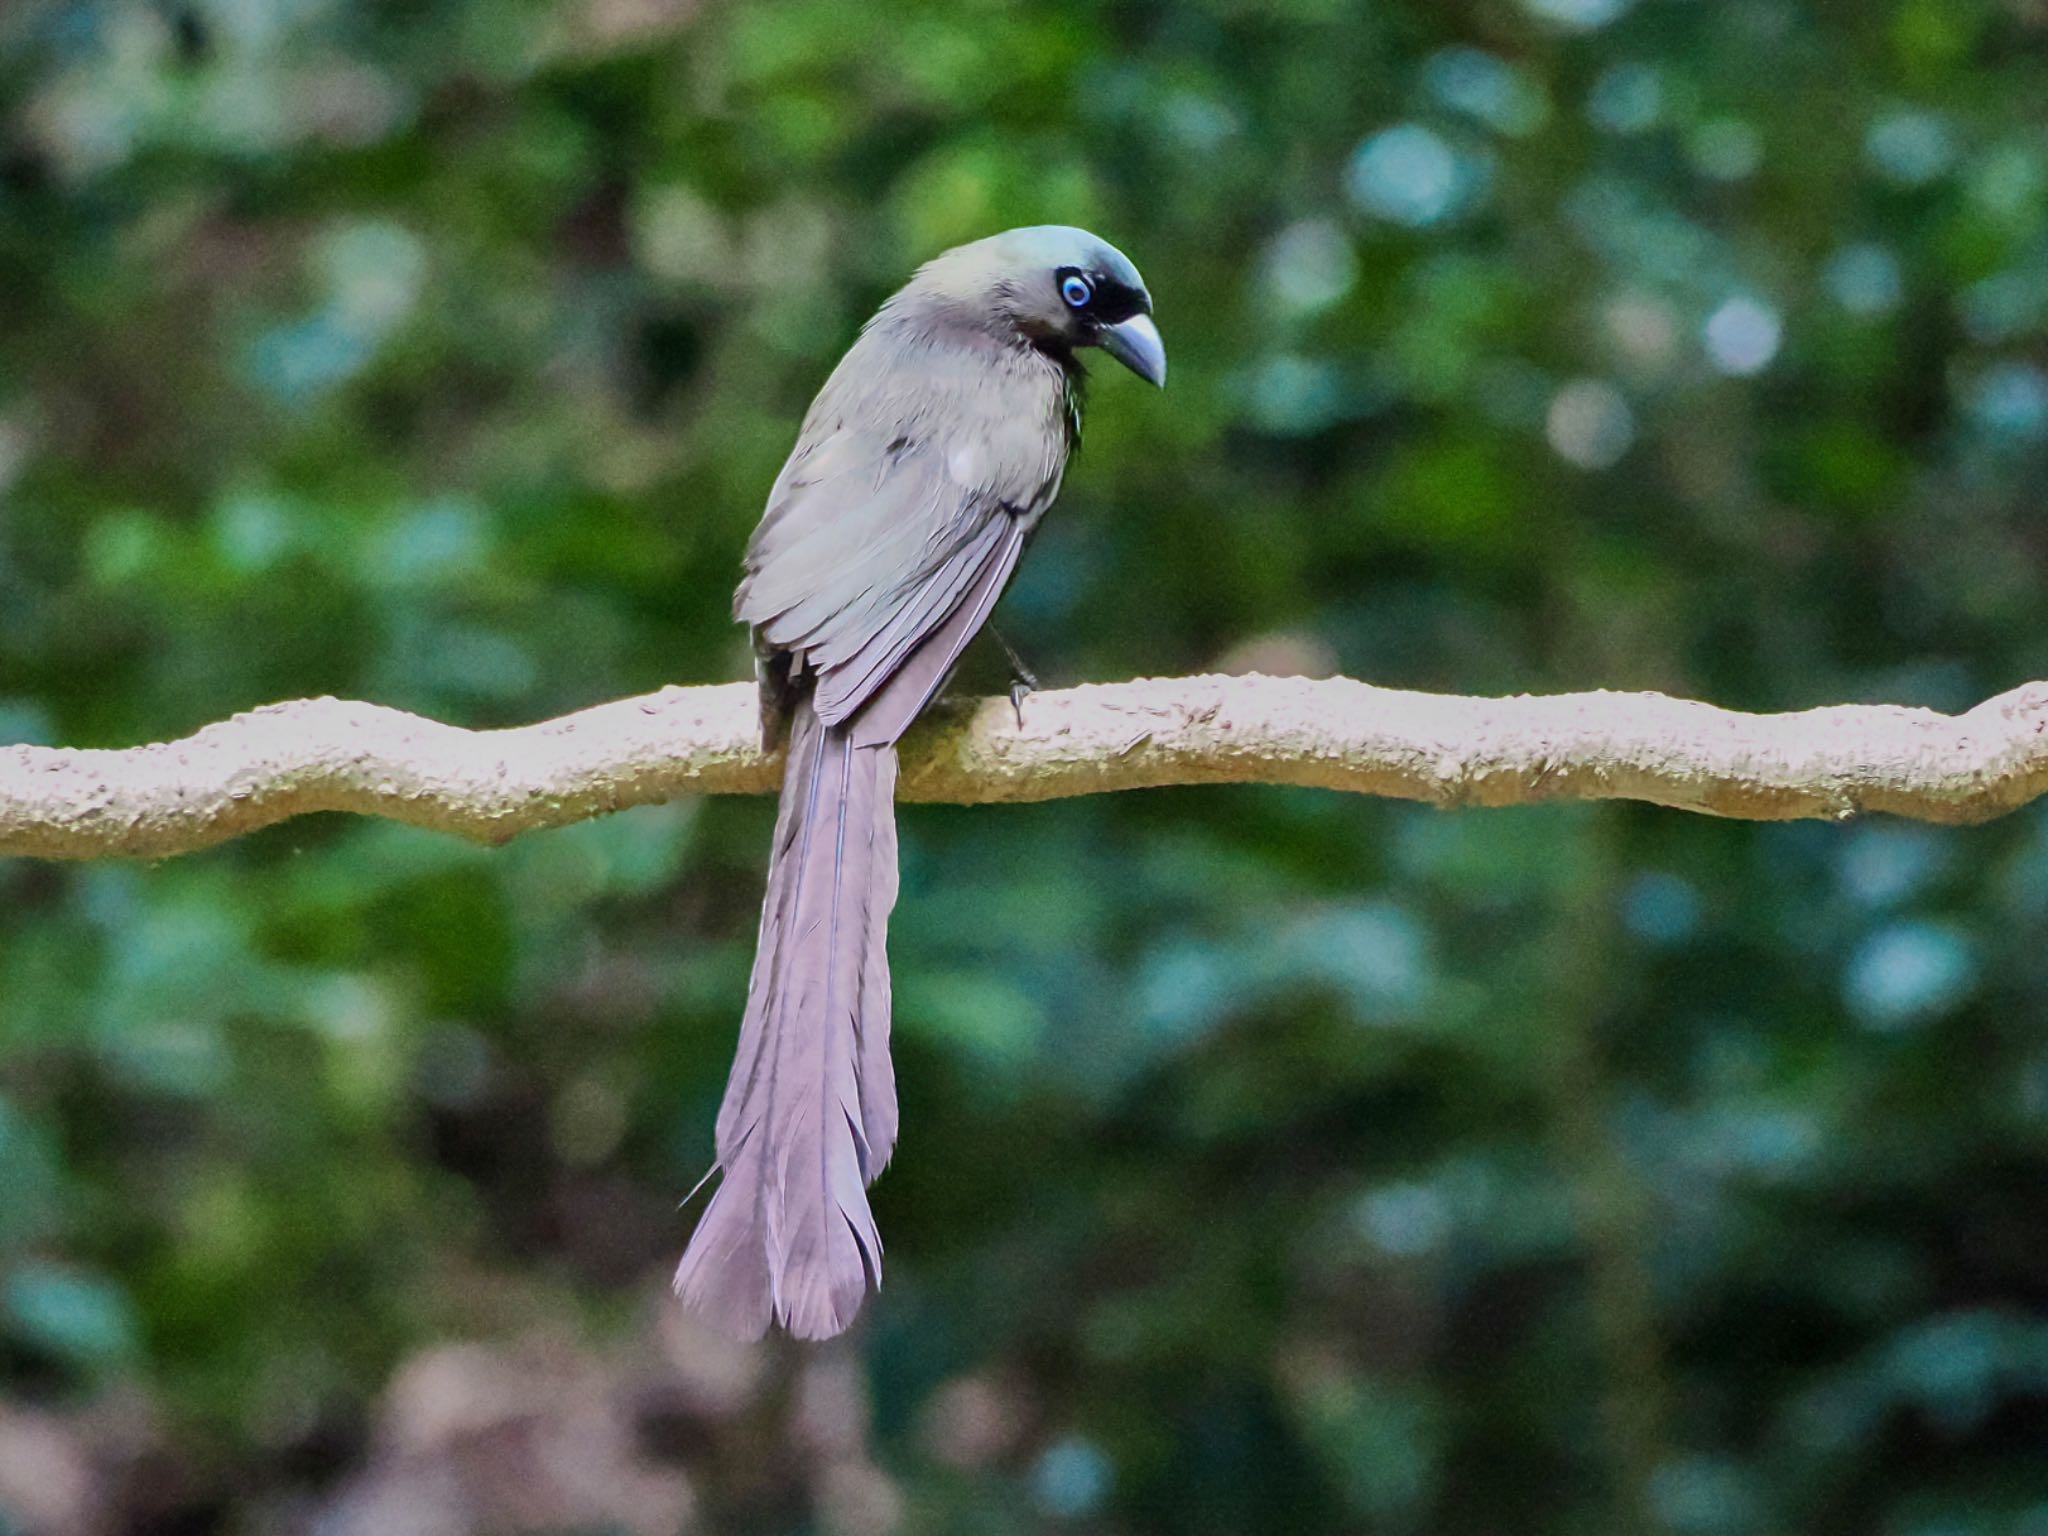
{"left": 673, "top": 225, "right": 1165, "bottom": 1341}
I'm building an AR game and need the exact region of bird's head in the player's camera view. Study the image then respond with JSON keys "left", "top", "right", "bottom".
{"left": 905, "top": 225, "right": 1166, "bottom": 387}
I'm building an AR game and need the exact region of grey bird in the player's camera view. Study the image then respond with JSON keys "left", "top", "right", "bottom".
{"left": 673, "top": 225, "right": 1165, "bottom": 1340}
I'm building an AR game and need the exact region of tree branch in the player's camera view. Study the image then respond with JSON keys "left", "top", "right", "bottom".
{"left": 2, "top": 673, "right": 2044, "bottom": 860}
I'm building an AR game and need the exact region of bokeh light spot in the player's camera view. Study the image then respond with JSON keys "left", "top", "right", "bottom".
{"left": 1356, "top": 1181, "right": 1452, "bottom": 1257}
{"left": 1622, "top": 872, "right": 1702, "bottom": 944}
{"left": 1034, "top": 1437, "right": 1114, "bottom": 1518}
{"left": 1844, "top": 921, "right": 1977, "bottom": 1031}
{"left": 1702, "top": 296, "right": 1782, "bottom": 375}
{"left": 1522, "top": 0, "right": 1632, "bottom": 30}
{"left": 1546, "top": 378, "right": 1635, "bottom": 469}
{"left": 1587, "top": 62, "right": 1662, "bottom": 134}
{"left": 1824, "top": 244, "right": 1904, "bottom": 316}
{"left": 1964, "top": 362, "right": 2048, "bottom": 440}
{"left": 1687, "top": 119, "right": 1763, "bottom": 182}
{"left": 1259, "top": 219, "right": 1359, "bottom": 315}
{"left": 1422, "top": 47, "right": 1549, "bottom": 138}
{"left": 1348, "top": 124, "right": 1488, "bottom": 228}
{"left": 1866, "top": 109, "right": 1956, "bottom": 186}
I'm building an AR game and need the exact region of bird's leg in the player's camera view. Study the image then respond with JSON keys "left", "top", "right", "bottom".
{"left": 991, "top": 625, "right": 1038, "bottom": 728}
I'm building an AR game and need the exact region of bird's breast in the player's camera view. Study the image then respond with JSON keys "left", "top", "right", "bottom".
{"left": 846, "top": 321, "right": 1073, "bottom": 507}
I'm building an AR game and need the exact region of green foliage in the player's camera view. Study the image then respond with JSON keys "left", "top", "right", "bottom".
{"left": 3, "top": 0, "right": 2048, "bottom": 1531}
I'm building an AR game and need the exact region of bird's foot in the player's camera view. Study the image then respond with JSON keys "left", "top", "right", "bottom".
{"left": 992, "top": 626, "right": 1039, "bottom": 729}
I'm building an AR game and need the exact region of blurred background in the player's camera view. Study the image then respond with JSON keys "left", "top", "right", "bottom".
{"left": 2, "top": 0, "right": 2047, "bottom": 1532}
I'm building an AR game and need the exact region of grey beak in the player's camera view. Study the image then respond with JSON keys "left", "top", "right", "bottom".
{"left": 1097, "top": 312, "right": 1167, "bottom": 387}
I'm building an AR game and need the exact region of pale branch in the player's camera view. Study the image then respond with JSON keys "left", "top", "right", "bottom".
{"left": 0, "top": 673, "right": 2045, "bottom": 861}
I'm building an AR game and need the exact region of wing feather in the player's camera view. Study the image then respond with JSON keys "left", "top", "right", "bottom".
{"left": 739, "top": 424, "right": 1031, "bottom": 733}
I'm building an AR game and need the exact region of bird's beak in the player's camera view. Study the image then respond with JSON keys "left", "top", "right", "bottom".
{"left": 1098, "top": 313, "right": 1167, "bottom": 387}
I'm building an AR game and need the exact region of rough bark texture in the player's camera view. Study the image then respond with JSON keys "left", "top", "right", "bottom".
{"left": 2, "top": 673, "right": 2045, "bottom": 860}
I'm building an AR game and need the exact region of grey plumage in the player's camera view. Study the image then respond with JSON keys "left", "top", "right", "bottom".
{"left": 675, "top": 226, "right": 1163, "bottom": 1340}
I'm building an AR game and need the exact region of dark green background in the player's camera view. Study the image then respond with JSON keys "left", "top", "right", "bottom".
{"left": 3, "top": 1, "right": 2046, "bottom": 1532}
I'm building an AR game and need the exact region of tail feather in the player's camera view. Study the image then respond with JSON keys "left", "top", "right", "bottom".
{"left": 674, "top": 698, "right": 900, "bottom": 1340}
{"left": 855, "top": 747, "right": 899, "bottom": 1170}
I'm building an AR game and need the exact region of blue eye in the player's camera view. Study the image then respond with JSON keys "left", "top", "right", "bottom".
{"left": 1059, "top": 272, "right": 1094, "bottom": 308}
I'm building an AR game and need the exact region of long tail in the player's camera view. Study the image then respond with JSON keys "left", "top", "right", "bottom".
{"left": 674, "top": 695, "right": 900, "bottom": 1340}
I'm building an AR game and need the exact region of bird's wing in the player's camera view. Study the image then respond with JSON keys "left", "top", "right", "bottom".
{"left": 838, "top": 512, "right": 1025, "bottom": 747}
{"left": 737, "top": 425, "right": 1033, "bottom": 739}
